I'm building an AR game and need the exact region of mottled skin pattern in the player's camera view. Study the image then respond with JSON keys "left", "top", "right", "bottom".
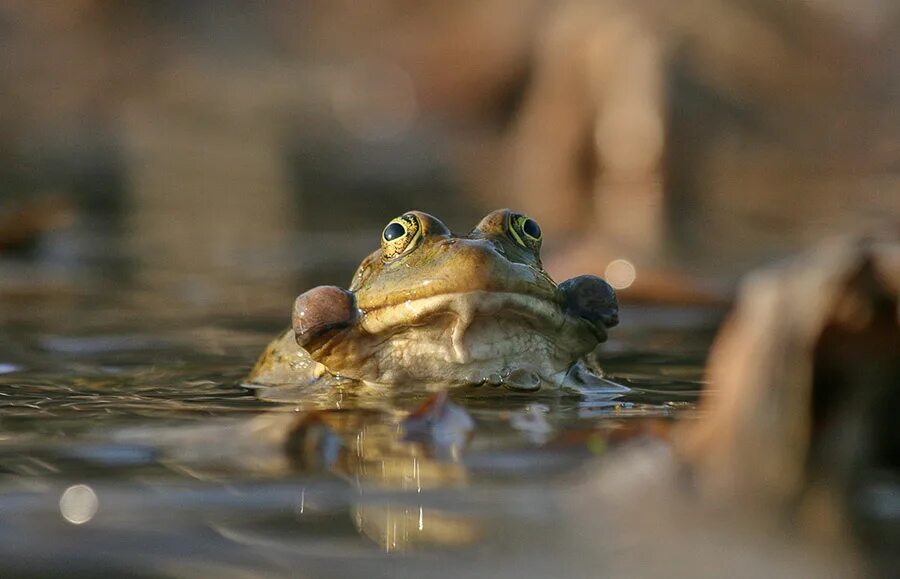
{"left": 249, "top": 209, "right": 617, "bottom": 390}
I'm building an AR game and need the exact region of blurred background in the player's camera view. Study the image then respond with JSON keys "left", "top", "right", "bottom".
{"left": 2, "top": 0, "right": 898, "bottom": 311}
{"left": 0, "top": 3, "right": 898, "bottom": 576}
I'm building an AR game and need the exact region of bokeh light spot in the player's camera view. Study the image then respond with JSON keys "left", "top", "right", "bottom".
{"left": 605, "top": 259, "right": 636, "bottom": 290}
{"left": 59, "top": 484, "right": 98, "bottom": 525}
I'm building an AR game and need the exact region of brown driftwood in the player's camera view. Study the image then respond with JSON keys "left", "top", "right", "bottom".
{"left": 676, "top": 233, "right": 899, "bottom": 571}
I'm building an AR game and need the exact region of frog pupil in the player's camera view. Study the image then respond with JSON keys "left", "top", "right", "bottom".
{"left": 383, "top": 222, "right": 406, "bottom": 241}
{"left": 523, "top": 218, "right": 541, "bottom": 239}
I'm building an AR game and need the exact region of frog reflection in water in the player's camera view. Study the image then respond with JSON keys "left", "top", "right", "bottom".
{"left": 286, "top": 392, "right": 479, "bottom": 552}
{"left": 249, "top": 209, "right": 620, "bottom": 393}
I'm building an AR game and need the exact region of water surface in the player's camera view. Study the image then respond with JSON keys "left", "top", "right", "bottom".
{"left": 0, "top": 257, "right": 721, "bottom": 577}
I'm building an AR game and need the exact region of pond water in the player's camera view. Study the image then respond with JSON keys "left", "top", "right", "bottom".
{"left": 0, "top": 246, "right": 721, "bottom": 577}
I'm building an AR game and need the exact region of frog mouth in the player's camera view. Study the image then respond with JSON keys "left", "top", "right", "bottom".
{"left": 358, "top": 290, "right": 607, "bottom": 367}
{"left": 360, "top": 275, "right": 618, "bottom": 345}
{"left": 360, "top": 291, "right": 562, "bottom": 330}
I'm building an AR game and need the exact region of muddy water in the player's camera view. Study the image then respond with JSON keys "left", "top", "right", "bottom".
{"left": 0, "top": 253, "right": 720, "bottom": 576}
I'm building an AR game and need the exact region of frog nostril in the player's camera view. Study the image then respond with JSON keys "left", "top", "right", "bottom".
{"left": 436, "top": 239, "right": 456, "bottom": 252}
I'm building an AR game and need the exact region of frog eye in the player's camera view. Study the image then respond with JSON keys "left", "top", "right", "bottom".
{"left": 381, "top": 213, "right": 422, "bottom": 260}
{"left": 508, "top": 213, "right": 542, "bottom": 250}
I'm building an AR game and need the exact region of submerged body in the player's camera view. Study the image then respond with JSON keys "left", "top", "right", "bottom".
{"left": 249, "top": 209, "right": 618, "bottom": 392}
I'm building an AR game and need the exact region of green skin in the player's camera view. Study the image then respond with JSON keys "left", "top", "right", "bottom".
{"left": 249, "top": 209, "right": 618, "bottom": 391}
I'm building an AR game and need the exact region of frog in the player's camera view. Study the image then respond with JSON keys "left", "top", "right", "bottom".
{"left": 248, "top": 209, "right": 620, "bottom": 394}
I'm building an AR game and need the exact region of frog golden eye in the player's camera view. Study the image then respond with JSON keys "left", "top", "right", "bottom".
{"left": 508, "top": 213, "right": 542, "bottom": 250}
{"left": 381, "top": 213, "right": 421, "bottom": 260}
